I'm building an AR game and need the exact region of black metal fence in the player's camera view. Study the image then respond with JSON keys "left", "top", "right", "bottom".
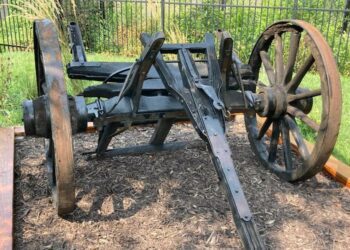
{"left": 1, "top": 0, "right": 350, "bottom": 72}
{"left": 0, "top": 0, "right": 30, "bottom": 50}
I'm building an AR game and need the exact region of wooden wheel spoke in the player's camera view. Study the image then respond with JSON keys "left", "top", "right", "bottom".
{"left": 283, "top": 32, "right": 301, "bottom": 84}
{"left": 259, "top": 50, "right": 275, "bottom": 85}
{"left": 286, "top": 54, "right": 315, "bottom": 92}
{"left": 287, "top": 89, "right": 322, "bottom": 102}
{"left": 246, "top": 21, "right": 341, "bottom": 182}
{"left": 274, "top": 33, "right": 284, "bottom": 84}
{"left": 268, "top": 121, "right": 280, "bottom": 162}
{"left": 257, "top": 118, "right": 273, "bottom": 140}
{"left": 280, "top": 119, "right": 293, "bottom": 170}
{"left": 284, "top": 115, "right": 310, "bottom": 160}
{"left": 287, "top": 105, "right": 320, "bottom": 131}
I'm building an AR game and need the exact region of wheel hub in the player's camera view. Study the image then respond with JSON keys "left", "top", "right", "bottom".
{"left": 22, "top": 95, "right": 88, "bottom": 137}
{"left": 253, "top": 86, "right": 288, "bottom": 119}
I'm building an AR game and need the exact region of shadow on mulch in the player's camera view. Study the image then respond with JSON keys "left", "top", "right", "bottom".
{"left": 14, "top": 120, "right": 350, "bottom": 249}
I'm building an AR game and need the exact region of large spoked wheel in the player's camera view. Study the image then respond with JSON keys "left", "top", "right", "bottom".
{"left": 245, "top": 20, "right": 342, "bottom": 182}
{"left": 34, "top": 19, "right": 75, "bottom": 215}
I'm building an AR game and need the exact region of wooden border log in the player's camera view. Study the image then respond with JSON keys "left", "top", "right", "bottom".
{"left": 14, "top": 122, "right": 96, "bottom": 137}
{"left": 0, "top": 127, "right": 15, "bottom": 250}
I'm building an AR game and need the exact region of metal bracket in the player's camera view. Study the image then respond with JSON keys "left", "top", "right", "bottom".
{"left": 194, "top": 80, "right": 225, "bottom": 110}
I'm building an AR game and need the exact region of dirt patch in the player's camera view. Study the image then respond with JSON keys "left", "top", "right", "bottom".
{"left": 14, "top": 116, "right": 350, "bottom": 249}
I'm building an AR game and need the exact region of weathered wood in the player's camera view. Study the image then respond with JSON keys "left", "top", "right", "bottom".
{"left": 324, "top": 155, "right": 350, "bottom": 188}
{"left": 0, "top": 127, "right": 14, "bottom": 250}
{"left": 103, "top": 140, "right": 204, "bottom": 157}
{"left": 13, "top": 126, "right": 24, "bottom": 137}
{"left": 14, "top": 122, "right": 96, "bottom": 137}
{"left": 256, "top": 117, "right": 350, "bottom": 188}
{"left": 149, "top": 118, "right": 173, "bottom": 145}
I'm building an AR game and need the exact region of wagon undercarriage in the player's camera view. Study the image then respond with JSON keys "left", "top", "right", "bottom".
{"left": 21, "top": 19, "right": 342, "bottom": 249}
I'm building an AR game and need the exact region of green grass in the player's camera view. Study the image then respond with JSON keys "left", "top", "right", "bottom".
{"left": 0, "top": 51, "right": 134, "bottom": 126}
{"left": 0, "top": 51, "right": 349, "bottom": 165}
{"left": 299, "top": 74, "right": 349, "bottom": 165}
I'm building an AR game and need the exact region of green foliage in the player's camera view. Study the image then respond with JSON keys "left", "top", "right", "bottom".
{"left": 1, "top": 0, "right": 349, "bottom": 74}
{"left": 0, "top": 52, "right": 36, "bottom": 126}
{"left": 164, "top": 0, "right": 349, "bottom": 75}
{"left": 0, "top": 16, "right": 31, "bottom": 51}
{"left": 0, "top": 51, "right": 133, "bottom": 127}
{"left": 0, "top": 56, "right": 12, "bottom": 124}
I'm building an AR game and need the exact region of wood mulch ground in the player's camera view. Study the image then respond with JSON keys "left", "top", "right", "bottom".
{"left": 14, "top": 116, "right": 350, "bottom": 249}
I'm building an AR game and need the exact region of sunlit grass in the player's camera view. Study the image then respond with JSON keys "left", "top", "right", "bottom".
{"left": 0, "top": 51, "right": 133, "bottom": 127}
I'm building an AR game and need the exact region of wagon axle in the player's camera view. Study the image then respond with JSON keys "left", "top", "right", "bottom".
{"left": 22, "top": 96, "right": 87, "bottom": 137}
{"left": 22, "top": 19, "right": 342, "bottom": 249}
{"left": 22, "top": 84, "right": 313, "bottom": 139}
{"left": 253, "top": 86, "right": 314, "bottom": 119}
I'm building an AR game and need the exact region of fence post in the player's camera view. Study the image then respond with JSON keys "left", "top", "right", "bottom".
{"left": 342, "top": 0, "right": 350, "bottom": 33}
{"left": 161, "top": 0, "right": 165, "bottom": 32}
{"left": 292, "top": 0, "right": 298, "bottom": 19}
{"left": 0, "top": 0, "right": 9, "bottom": 20}
{"left": 100, "top": 0, "right": 106, "bottom": 20}
{"left": 221, "top": 0, "right": 226, "bottom": 10}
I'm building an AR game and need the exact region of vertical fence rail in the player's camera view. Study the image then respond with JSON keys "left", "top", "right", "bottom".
{"left": 0, "top": 0, "right": 350, "bottom": 73}
{"left": 0, "top": 0, "right": 30, "bottom": 52}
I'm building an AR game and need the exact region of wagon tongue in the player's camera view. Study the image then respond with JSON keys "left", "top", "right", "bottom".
{"left": 141, "top": 33, "right": 265, "bottom": 249}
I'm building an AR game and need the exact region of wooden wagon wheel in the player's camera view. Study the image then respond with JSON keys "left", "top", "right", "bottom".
{"left": 245, "top": 20, "right": 342, "bottom": 181}
{"left": 34, "top": 19, "right": 75, "bottom": 215}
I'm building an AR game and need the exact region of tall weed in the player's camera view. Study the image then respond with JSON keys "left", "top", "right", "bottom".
{"left": 0, "top": 56, "right": 12, "bottom": 124}
{"left": 3, "top": 0, "right": 84, "bottom": 93}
